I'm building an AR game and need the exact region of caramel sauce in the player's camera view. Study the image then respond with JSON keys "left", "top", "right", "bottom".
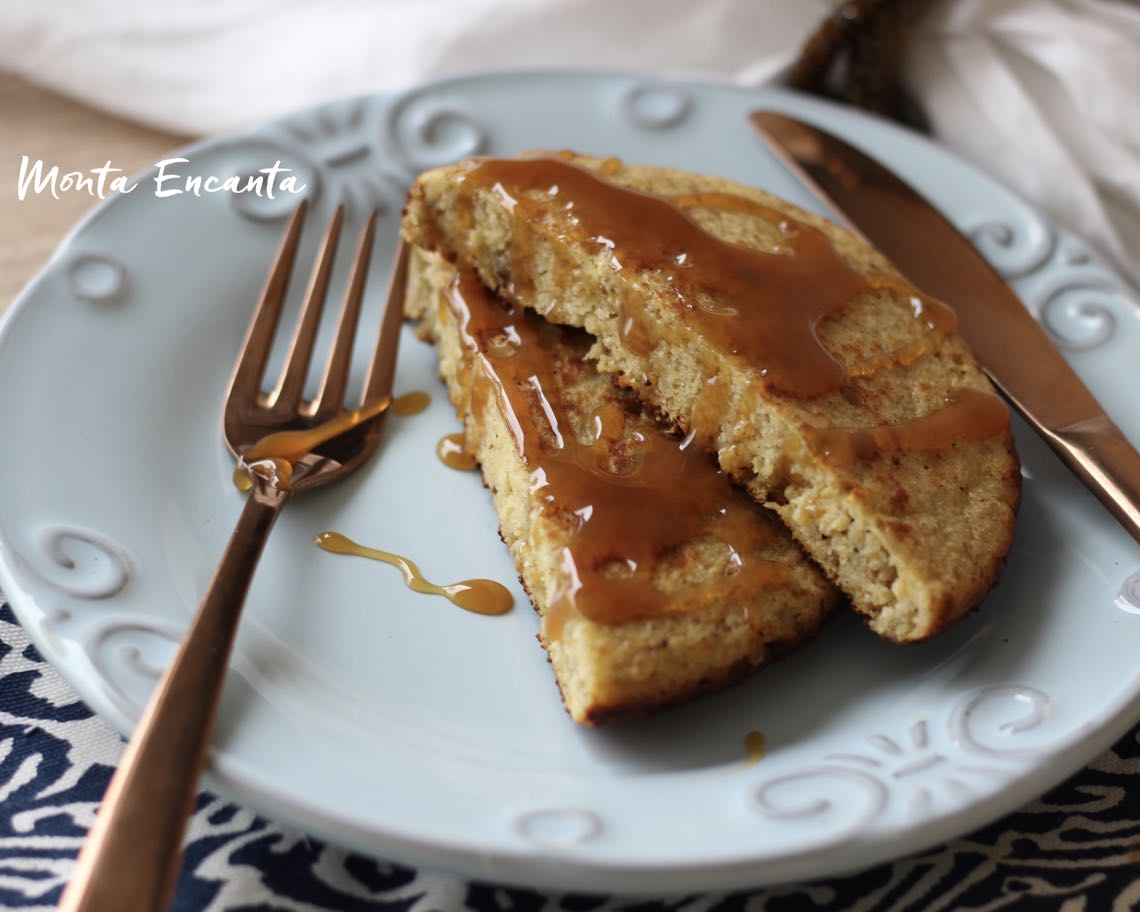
{"left": 598, "top": 156, "right": 623, "bottom": 176}
{"left": 232, "top": 457, "right": 290, "bottom": 493}
{"left": 446, "top": 269, "right": 790, "bottom": 639}
{"left": 673, "top": 196, "right": 959, "bottom": 350}
{"left": 743, "top": 729, "right": 766, "bottom": 766}
{"left": 675, "top": 191, "right": 790, "bottom": 227}
{"left": 805, "top": 388, "right": 1010, "bottom": 466}
{"left": 437, "top": 431, "right": 478, "bottom": 471}
{"left": 691, "top": 373, "right": 732, "bottom": 446}
{"left": 391, "top": 390, "right": 431, "bottom": 415}
{"left": 867, "top": 273, "right": 957, "bottom": 335}
{"left": 453, "top": 157, "right": 1008, "bottom": 462}
{"left": 844, "top": 335, "right": 941, "bottom": 379}
{"left": 316, "top": 531, "right": 513, "bottom": 616}
{"left": 461, "top": 157, "right": 873, "bottom": 397}
{"left": 233, "top": 396, "right": 391, "bottom": 492}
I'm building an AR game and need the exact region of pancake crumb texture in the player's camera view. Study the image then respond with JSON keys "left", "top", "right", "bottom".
{"left": 405, "top": 248, "right": 838, "bottom": 724}
{"left": 402, "top": 153, "right": 1020, "bottom": 644}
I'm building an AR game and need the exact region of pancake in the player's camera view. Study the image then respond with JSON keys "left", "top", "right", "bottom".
{"left": 401, "top": 153, "right": 1020, "bottom": 642}
{"left": 405, "top": 247, "right": 839, "bottom": 724}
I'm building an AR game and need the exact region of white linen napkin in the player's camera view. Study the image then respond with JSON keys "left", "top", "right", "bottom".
{"left": 903, "top": 0, "right": 1140, "bottom": 287}
{"left": 2, "top": 0, "right": 1138, "bottom": 284}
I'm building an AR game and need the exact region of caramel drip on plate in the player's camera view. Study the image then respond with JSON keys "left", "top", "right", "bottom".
{"left": 805, "top": 388, "right": 1010, "bottom": 466}
{"left": 462, "top": 157, "right": 872, "bottom": 397}
{"left": 391, "top": 390, "right": 431, "bottom": 415}
{"left": 232, "top": 396, "right": 390, "bottom": 492}
{"left": 316, "top": 531, "right": 513, "bottom": 616}
{"left": 437, "top": 431, "right": 478, "bottom": 471}
{"left": 743, "top": 730, "right": 767, "bottom": 766}
{"left": 446, "top": 269, "right": 790, "bottom": 639}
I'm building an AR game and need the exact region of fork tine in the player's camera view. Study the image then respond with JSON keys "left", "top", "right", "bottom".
{"left": 228, "top": 200, "right": 307, "bottom": 402}
{"left": 270, "top": 205, "right": 345, "bottom": 411}
{"left": 361, "top": 238, "right": 409, "bottom": 407}
{"left": 311, "top": 210, "right": 378, "bottom": 419}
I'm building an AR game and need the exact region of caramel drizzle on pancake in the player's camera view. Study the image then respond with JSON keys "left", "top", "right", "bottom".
{"left": 451, "top": 155, "right": 1006, "bottom": 459}
{"left": 805, "top": 388, "right": 1011, "bottom": 466}
{"left": 444, "top": 269, "right": 790, "bottom": 638}
{"left": 463, "top": 157, "right": 867, "bottom": 397}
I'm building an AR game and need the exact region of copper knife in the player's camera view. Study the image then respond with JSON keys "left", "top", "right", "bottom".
{"left": 749, "top": 109, "right": 1140, "bottom": 545}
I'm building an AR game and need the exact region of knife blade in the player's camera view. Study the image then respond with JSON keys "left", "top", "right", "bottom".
{"left": 749, "top": 109, "right": 1140, "bottom": 545}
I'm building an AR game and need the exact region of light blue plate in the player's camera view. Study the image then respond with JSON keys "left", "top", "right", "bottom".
{"left": 1, "top": 71, "right": 1138, "bottom": 893}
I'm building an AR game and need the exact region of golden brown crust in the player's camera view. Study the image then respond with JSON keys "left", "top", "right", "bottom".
{"left": 405, "top": 247, "right": 839, "bottom": 723}
{"left": 402, "top": 154, "right": 1020, "bottom": 643}
{"left": 572, "top": 628, "right": 809, "bottom": 725}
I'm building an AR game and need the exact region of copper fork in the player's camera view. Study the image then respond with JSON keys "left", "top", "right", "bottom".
{"left": 59, "top": 203, "right": 410, "bottom": 912}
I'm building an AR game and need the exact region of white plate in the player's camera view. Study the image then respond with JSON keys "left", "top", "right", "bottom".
{"left": 2, "top": 71, "right": 1139, "bottom": 894}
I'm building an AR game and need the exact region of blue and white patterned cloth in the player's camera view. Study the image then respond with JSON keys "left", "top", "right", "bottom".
{"left": 4, "top": 600, "right": 1140, "bottom": 911}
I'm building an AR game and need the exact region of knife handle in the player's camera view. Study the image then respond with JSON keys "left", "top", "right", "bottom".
{"left": 1042, "top": 416, "right": 1140, "bottom": 545}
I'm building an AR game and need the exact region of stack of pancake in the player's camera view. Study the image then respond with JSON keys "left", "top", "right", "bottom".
{"left": 400, "top": 152, "right": 1019, "bottom": 724}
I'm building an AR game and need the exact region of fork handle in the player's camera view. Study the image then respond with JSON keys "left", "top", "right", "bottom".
{"left": 59, "top": 481, "right": 290, "bottom": 912}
